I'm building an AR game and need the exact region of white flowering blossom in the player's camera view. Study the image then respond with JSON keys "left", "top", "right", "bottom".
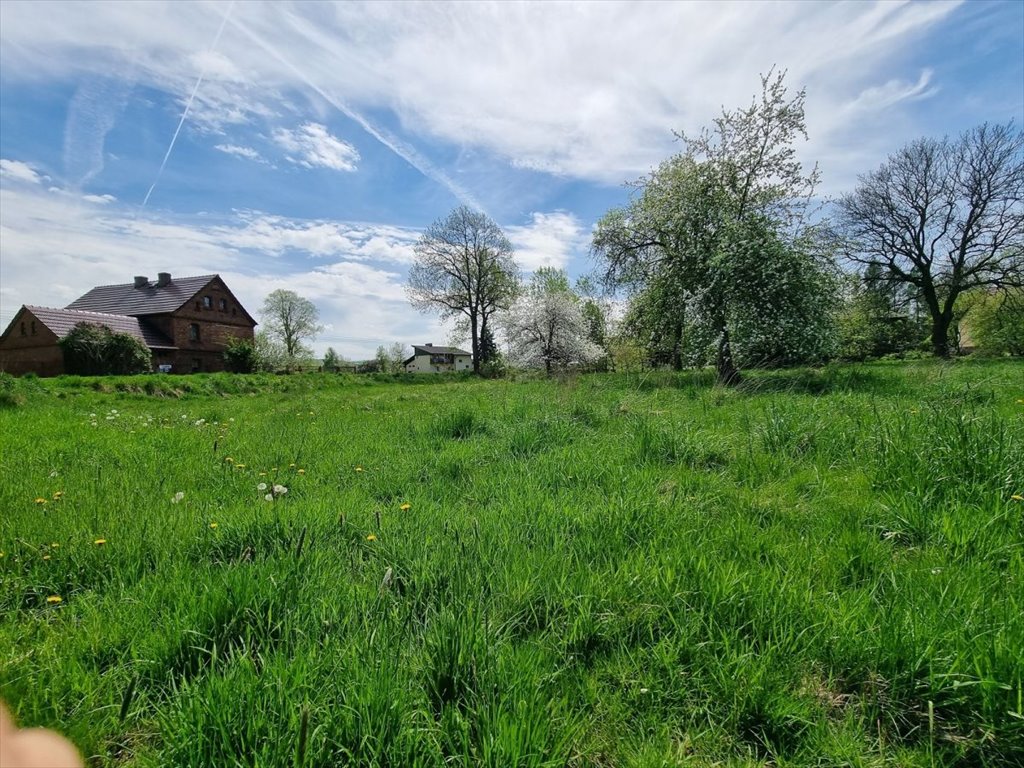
{"left": 502, "top": 282, "right": 603, "bottom": 374}
{"left": 257, "top": 483, "right": 268, "bottom": 491}
{"left": 264, "top": 493, "right": 274, "bottom": 502}
{"left": 171, "top": 491, "right": 185, "bottom": 504}
{"left": 273, "top": 485, "right": 288, "bottom": 496}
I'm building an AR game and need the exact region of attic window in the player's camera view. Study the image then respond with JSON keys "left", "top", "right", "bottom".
{"left": 30, "top": 321, "right": 36, "bottom": 335}
{"left": 20, "top": 322, "right": 26, "bottom": 336}
{"left": 219, "top": 298, "right": 227, "bottom": 311}
{"left": 203, "top": 296, "right": 213, "bottom": 309}
{"left": 189, "top": 323, "right": 200, "bottom": 341}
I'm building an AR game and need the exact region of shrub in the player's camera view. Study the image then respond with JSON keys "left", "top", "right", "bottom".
{"left": 59, "top": 323, "right": 151, "bottom": 375}
{"left": 224, "top": 338, "right": 258, "bottom": 373}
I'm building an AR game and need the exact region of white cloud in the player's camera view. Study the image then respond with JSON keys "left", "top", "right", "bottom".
{"left": 273, "top": 123, "right": 359, "bottom": 172}
{"left": 82, "top": 193, "right": 117, "bottom": 204}
{"left": 214, "top": 144, "right": 267, "bottom": 163}
{"left": 0, "top": 159, "right": 44, "bottom": 184}
{"left": 218, "top": 213, "right": 419, "bottom": 262}
{"left": 507, "top": 211, "right": 588, "bottom": 273}
{"left": 0, "top": 0, "right": 977, "bottom": 195}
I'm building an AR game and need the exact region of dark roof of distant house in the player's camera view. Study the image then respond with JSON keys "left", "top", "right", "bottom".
{"left": 24, "top": 306, "right": 177, "bottom": 349}
{"left": 66, "top": 274, "right": 218, "bottom": 316}
{"left": 411, "top": 345, "right": 471, "bottom": 356}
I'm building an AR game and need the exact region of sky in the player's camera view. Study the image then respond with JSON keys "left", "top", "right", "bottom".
{"left": 1, "top": 0, "right": 1022, "bottom": 360}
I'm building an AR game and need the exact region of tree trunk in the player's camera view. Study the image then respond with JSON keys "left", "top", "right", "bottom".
{"left": 930, "top": 312, "right": 953, "bottom": 358}
{"left": 716, "top": 326, "right": 741, "bottom": 386}
{"left": 671, "top": 321, "right": 683, "bottom": 371}
{"left": 470, "top": 313, "right": 480, "bottom": 374}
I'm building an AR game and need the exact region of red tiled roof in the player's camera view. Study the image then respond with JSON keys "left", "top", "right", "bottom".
{"left": 25, "top": 306, "right": 176, "bottom": 349}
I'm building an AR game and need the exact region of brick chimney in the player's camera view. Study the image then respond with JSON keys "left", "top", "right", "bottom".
{"left": 156, "top": 272, "right": 171, "bottom": 287}
{"left": 134, "top": 276, "right": 149, "bottom": 288}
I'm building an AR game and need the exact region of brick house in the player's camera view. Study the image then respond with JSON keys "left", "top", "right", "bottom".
{"left": 0, "top": 273, "right": 256, "bottom": 376}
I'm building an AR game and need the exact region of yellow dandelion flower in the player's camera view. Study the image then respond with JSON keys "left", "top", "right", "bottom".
{"left": 289, "top": 463, "right": 296, "bottom": 468}
{"left": 50, "top": 543, "right": 59, "bottom": 549}
{"left": 94, "top": 539, "right": 107, "bottom": 546}
{"left": 225, "top": 456, "right": 235, "bottom": 463}
{"left": 259, "top": 472, "right": 267, "bottom": 477}
{"left": 297, "top": 468, "right": 306, "bottom": 475}
{"left": 400, "top": 503, "right": 411, "bottom": 511}
{"left": 0, "top": 552, "right": 5, "bottom": 558}
{"left": 209, "top": 522, "right": 218, "bottom": 529}
{"left": 355, "top": 466, "right": 364, "bottom": 472}
{"left": 52, "top": 491, "right": 64, "bottom": 499}
{"left": 366, "top": 534, "right": 377, "bottom": 541}
{"left": 236, "top": 464, "right": 246, "bottom": 469}
{"left": 43, "top": 555, "right": 51, "bottom": 561}
{"left": 46, "top": 595, "right": 62, "bottom": 604}
{"left": 1012, "top": 494, "right": 1024, "bottom": 502}
{"left": 1017, "top": 399, "right": 1024, "bottom": 404}
{"left": 34, "top": 498, "right": 47, "bottom": 505}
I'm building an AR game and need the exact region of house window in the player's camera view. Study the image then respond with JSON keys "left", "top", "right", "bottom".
{"left": 20, "top": 322, "right": 26, "bottom": 336}
{"left": 219, "top": 298, "right": 227, "bottom": 311}
{"left": 30, "top": 321, "right": 36, "bottom": 335}
{"left": 189, "top": 323, "right": 200, "bottom": 341}
{"left": 203, "top": 296, "right": 213, "bottom": 309}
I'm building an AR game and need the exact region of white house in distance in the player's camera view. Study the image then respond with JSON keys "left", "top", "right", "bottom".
{"left": 403, "top": 344, "right": 472, "bottom": 373}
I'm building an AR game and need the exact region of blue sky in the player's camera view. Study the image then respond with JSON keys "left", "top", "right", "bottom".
{"left": 1, "top": 0, "right": 1021, "bottom": 359}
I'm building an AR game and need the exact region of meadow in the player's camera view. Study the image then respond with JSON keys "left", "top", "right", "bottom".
{"left": 0, "top": 361, "right": 1021, "bottom": 767}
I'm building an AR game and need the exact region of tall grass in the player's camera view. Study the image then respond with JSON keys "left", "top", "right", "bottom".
{"left": 0, "top": 360, "right": 1021, "bottom": 766}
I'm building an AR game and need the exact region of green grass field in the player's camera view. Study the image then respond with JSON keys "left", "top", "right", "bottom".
{"left": 1, "top": 361, "right": 1022, "bottom": 767}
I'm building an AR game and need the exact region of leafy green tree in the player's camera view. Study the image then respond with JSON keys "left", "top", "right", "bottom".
{"left": 322, "top": 347, "right": 342, "bottom": 372}
{"left": 406, "top": 206, "right": 520, "bottom": 374}
{"left": 59, "top": 323, "right": 151, "bottom": 375}
{"left": 593, "top": 70, "right": 831, "bottom": 384}
{"left": 261, "top": 290, "right": 323, "bottom": 360}
{"left": 478, "top": 323, "right": 499, "bottom": 366}
{"left": 837, "top": 122, "right": 1024, "bottom": 358}
{"left": 958, "top": 288, "right": 1024, "bottom": 356}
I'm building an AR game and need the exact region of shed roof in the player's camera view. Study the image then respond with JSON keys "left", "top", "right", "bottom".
{"left": 411, "top": 344, "right": 471, "bottom": 356}
{"left": 24, "top": 306, "right": 176, "bottom": 349}
{"left": 66, "top": 274, "right": 218, "bottom": 316}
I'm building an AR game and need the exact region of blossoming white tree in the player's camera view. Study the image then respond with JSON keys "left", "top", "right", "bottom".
{"left": 502, "top": 268, "right": 603, "bottom": 375}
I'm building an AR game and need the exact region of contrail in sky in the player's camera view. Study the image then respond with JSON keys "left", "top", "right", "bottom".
{"left": 141, "top": 1, "right": 235, "bottom": 208}
{"left": 227, "top": 11, "right": 487, "bottom": 214}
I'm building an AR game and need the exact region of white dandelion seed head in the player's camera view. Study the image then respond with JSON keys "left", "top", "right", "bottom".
{"left": 257, "top": 483, "right": 268, "bottom": 491}
{"left": 273, "top": 485, "right": 288, "bottom": 495}
{"left": 171, "top": 491, "right": 185, "bottom": 503}
{"left": 264, "top": 494, "right": 274, "bottom": 502}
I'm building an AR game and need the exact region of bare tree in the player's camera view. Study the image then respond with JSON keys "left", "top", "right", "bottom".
{"left": 837, "top": 122, "right": 1024, "bottom": 357}
{"left": 261, "top": 289, "right": 323, "bottom": 360}
{"left": 406, "top": 206, "right": 519, "bottom": 374}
